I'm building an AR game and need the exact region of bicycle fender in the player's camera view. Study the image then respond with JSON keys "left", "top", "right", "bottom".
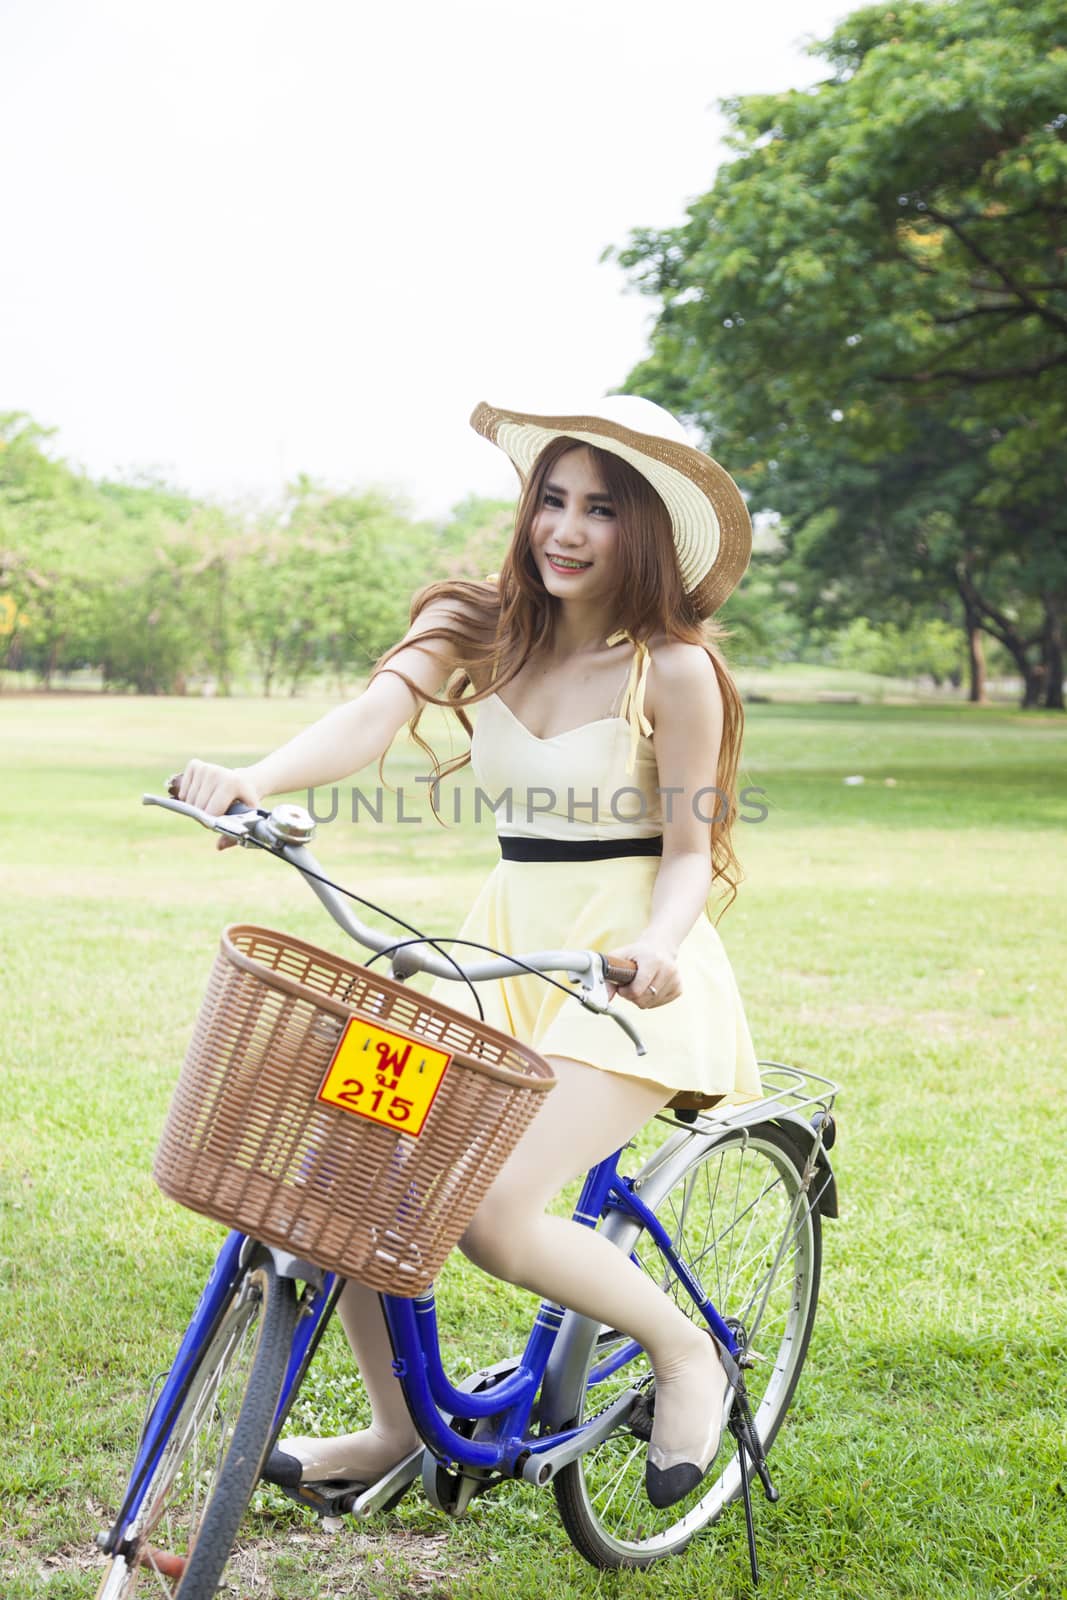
{"left": 770, "top": 1112, "right": 839, "bottom": 1220}
{"left": 261, "top": 1245, "right": 327, "bottom": 1287}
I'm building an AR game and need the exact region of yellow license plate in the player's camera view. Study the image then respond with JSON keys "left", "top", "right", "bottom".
{"left": 317, "top": 1014, "right": 452, "bottom": 1137}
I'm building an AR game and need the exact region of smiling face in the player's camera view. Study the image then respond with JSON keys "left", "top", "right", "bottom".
{"left": 529, "top": 445, "right": 620, "bottom": 609}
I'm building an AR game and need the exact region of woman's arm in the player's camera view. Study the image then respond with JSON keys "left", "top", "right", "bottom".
{"left": 175, "top": 596, "right": 473, "bottom": 816}
{"left": 606, "top": 641, "right": 723, "bottom": 1007}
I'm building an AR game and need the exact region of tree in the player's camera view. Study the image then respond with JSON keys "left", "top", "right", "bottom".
{"left": 0, "top": 412, "right": 110, "bottom": 683}
{"left": 0, "top": 415, "right": 245, "bottom": 694}
{"left": 235, "top": 479, "right": 429, "bottom": 696}
{"left": 425, "top": 493, "right": 515, "bottom": 584}
{"left": 608, "top": 0, "right": 1067, "bottom": 707}
{"left": 1, "top": 418, "right": 542, "bottom": 698}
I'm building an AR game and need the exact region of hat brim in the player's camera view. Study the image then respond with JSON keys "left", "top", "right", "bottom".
{"left": 470, "top": 401, "right": 751, "bottom": 617}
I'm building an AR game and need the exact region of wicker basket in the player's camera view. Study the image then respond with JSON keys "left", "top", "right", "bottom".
{"left": 153, "top": 924, "right": 556, "bottom": 1295}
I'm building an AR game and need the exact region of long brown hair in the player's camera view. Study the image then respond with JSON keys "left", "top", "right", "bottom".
{"left": 371, "top": 437, "right": 748, "bottom": 919}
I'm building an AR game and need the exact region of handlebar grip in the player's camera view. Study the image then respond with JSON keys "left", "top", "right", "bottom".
{"left": 166, "top": 774, "right": 254, "bottom": 818}
{"left": 602, "top": 956, "right": 638, "bottom": 986}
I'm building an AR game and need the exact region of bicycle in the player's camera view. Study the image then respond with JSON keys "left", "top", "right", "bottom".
{"left": 94, "top": 793, "right": 839, "bottom": 1596}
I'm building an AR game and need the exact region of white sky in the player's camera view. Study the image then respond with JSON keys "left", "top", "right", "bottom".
{"left": 2, "top": 0, "right": 850, "bottom": 521}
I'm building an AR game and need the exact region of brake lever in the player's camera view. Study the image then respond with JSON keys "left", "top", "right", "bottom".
{"left": 571, "top": 957, "right": 647, "bottom": 1056}
{"left": 141, "top": 792, "right": 267, "bottom": 839}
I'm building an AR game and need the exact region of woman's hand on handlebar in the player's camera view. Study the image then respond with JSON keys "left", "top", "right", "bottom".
{"left": 603, "top": 937, "right": 682, "bottom": 1009}
{"left": 169, "top": 762, "right": 262, "bottom": 851}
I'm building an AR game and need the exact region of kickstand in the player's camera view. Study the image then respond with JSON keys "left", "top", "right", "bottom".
{"left": 728, "top": 1383, "right": 779, "bottom": 1588}
{"left": 736, "top": 1426, "right": 760, "bottom": 1586}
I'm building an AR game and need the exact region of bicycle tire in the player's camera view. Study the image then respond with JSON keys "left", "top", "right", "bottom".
{"left": 553, "top": 1123, "right": 822, "bottom": 1569}
{"left": 96, "top": 1248, "right": 298, "bottom": 1599}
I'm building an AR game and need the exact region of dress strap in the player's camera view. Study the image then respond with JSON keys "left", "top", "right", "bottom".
{"left": 606, "top": 629, "right": 653, "bottom": 775}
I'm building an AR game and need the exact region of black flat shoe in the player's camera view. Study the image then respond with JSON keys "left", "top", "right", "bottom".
{"left": 645, "top": 1456, "right": 710, "bottom": 1509}
{"left": 260, "top": 1447, "right": 304, "bottom": 1489}
{"left": 261, "top": 1446, "right": 368, "bottom": 1491}
{"left": 644, "top": 1334, "right": 739, "bottom": 1511}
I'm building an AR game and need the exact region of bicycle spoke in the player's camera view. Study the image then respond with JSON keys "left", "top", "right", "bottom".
{"left": 644, "top": 1166, "right": 799, "bottom": 1340}
{"left": 615, "top": 1459, "right": 650, "bottom": 1531}
{"left": 739, "top": 1194, "right": 809, "bottom": 1352}
{"left": 593, "top": 1438, "right": 645, "bottom": 1514}
{"left": 143, "top": 1556, "right": 173, "bottom": 1599}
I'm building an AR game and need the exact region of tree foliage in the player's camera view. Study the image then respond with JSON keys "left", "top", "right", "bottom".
{"left": 608, "top": 0, "right": 1067, "bottom": 707}
{"left": 0, "top": 414, "right": 511, "bottom": 695}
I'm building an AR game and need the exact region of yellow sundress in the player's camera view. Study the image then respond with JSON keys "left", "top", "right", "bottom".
{"left": 426, "top": 637, "right": 762, "bottom": 1108}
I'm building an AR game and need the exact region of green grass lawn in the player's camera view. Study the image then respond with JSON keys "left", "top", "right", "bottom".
{"left": 1, "top": 686, "right": 1065, "bottom": 1599}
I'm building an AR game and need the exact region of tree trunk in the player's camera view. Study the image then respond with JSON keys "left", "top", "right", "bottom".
{"left": 965, "top": 615, "right": 986, "bottom": 704}
{"left": 261, "top": 637, "right": 278, "bottom": 698}
{"left": 215, "top": 559, "right": 232, "bottom": 695}
{"left": 1041, "top": 593, "right": 1065, "bottom": 711}
{"left": 1021, "top": 662, "right": 1046, "bottom": 708}
{"left": 288, "top": 637, "right": 312, "bottom": 696}
{"left": 955, "top": 560, "right": 1042, "bottom": 710}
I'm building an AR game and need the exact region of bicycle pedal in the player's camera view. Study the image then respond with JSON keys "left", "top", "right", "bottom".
{"left": 271, "top": 1478, "right": 366, "bottom": 1516}
{"left": 628, "top": 1392, "right": 655, "bottom": 1442}
{"left": 339, "top": 1479, "right": 412, "bottom": 1516}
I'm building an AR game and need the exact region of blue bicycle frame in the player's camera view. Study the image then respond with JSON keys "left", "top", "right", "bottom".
{"left": 381, "top": 1151, "right": 738, "bottom": 1480}
{"left": 109, "top": 1141, "right": 737, "bottom": 1538}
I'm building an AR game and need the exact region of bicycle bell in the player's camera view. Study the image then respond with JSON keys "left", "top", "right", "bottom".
{"left": 263, "top": 803, "right": 317, "bottom": 847}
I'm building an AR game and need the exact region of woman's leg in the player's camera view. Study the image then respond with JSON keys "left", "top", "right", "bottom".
{"left": 459, "top": 1057, "right": 729, "bottom": 1490}
{"left": 272, "top": 1282, "right": 419, "bottom": 1482}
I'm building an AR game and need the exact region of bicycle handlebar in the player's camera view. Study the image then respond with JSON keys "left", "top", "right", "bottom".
{"left": 141, "top": 791, "right": 647, "bottom": 1055}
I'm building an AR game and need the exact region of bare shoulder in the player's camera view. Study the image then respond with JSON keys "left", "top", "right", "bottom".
{"left": 647, "top": 636, "right": 717, "bottom": 684}
{"left": 408, "top": 591, "right": 483, "bottom": 635}
{"left": 646, "top": 637, "right": 722, "bottom": 724}
{"left": 400, "top": 588, "right": 496, "bottom": 689}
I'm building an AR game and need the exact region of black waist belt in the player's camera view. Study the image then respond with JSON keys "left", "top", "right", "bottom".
{"left": 498, "top": 835, "right": 664, "bottom": 862}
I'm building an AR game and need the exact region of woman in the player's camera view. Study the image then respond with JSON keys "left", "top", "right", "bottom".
{"left": 174, "top": 394, "right": 762, "bottom": 1511}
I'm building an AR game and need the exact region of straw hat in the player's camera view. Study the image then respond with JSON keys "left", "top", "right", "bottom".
{"left": 470, "top": 394, "right": 751, "bottom": 618}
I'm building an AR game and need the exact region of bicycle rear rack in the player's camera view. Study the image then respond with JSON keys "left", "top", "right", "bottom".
{"left": 657, "top": 1061, "right": 838, "bottom": 1136}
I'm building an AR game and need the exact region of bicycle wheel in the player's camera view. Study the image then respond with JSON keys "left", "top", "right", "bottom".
{"left": 554, "top": 1123, "right": 822, "bottom": 1569}
{"left": 96, "top": 1248, "right": 298, "bottom": 1599}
